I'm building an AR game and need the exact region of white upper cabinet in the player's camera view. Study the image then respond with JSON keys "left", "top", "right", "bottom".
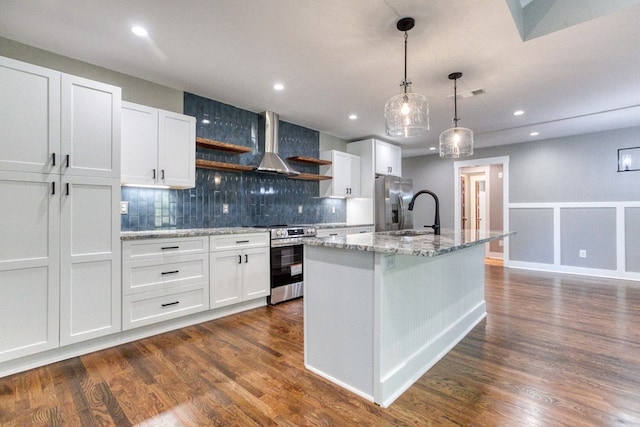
{"left": 61, "top": 74, "right": 121, "bottom": 178}
{"left": 374, "top": 140, "right": 402, "bottom": 177}
{"left": 121, "top": 102, "right": 158, "bottom": 186}
{"left": 121, "top": 101, "right": 196, "bottom": 188}
{"left": 0, "top": 56, "right": 60, "bottom": 174}
{"left": 320, "top": 150, "right": 361, "bottom": 198}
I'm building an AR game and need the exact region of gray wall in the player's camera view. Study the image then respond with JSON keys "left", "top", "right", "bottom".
{"left": 403, "top": 126, "right": 640, "bottom": 273}
{"left": 0, "top": 37, "right": 184, "bottom": 113}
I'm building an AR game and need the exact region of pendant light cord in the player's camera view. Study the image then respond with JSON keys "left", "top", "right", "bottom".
{"left": 453, "top": 77, "right": 459, "bottom": 127}
{"left": 403, "top": 31, "right": 408, "bottom": 94}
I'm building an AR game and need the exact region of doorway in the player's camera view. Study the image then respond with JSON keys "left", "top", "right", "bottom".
{"left": 454, "top": 156, "right": 509, "bottom": 263}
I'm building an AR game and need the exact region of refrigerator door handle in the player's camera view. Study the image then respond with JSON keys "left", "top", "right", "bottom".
{"left": 398, "top": 193, "right": 405, "bottom": 229}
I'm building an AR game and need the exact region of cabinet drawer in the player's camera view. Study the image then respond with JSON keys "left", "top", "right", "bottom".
{"left": 122, "top": 284, "right": 208, "bottom": 330}
{"left": 210, "top": 233, "right": 269, "bottom": 251}
{"left": 123, "top": 253, "right": 208, "bottom": 295}
{"left": 317, "top": 228, "right": 348, "bottom": 238}
{"left": 122, "top": 236, "right": 208, "bottom": 260}
{"left": 348, "top": 226, "right": 375, "bottom": 235}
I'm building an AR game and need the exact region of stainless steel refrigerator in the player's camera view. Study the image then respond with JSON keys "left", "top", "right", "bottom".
{"left": 374, "top": 175, "right": 414, "bottom": 231}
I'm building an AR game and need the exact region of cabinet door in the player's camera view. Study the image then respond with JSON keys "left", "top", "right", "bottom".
{"left": 210, "top": 250, "right": 243, "bottom": 309}
{"left": 61, "top": 74, "right": 121, "bottom": 178}
{"left": 242, "top": 247, "right": 270, "bottom": 301}
{"left": 158, "top": 110, "right": 195, "bottom": 188}
{"left": 59, "top": 176, "right": 121, "bottom": 345}
{"left": 347, "top": 153, "right": 361, "bottom": 197}
{"left": 320, "top": 151, "right": 360, "bottom": 198}
{"left": 0, "top": 172, "right": 60, "bottom": 362}
{"left": 375, "top": 140, "right": 402, "bottom": 176}
{"left": 332, "top": 151, "right": 351, "bottom": 197}
{"left": 0, "top": 57, "right": 60, "bottom": 174}
{"left": 121, "top": 102, "right": 159, "bottom": 186}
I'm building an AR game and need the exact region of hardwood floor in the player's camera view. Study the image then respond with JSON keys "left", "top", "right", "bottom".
{"left": 1, "top": 266, "right": 639, "bottom": 426}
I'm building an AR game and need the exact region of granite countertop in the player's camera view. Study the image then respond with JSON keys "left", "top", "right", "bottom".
{"left": 304, "top": 229, "right": 514, "bottom": 257}
{"left": 120, "top": 227, "right": 267, "bottom": 240}
{"left": 121, "top": 223, "right": 375, "bottom": 240}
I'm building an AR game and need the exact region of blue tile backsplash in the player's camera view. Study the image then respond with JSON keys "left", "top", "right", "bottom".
{"left": 121, "top": 93, "right": 346, "bottom": 231}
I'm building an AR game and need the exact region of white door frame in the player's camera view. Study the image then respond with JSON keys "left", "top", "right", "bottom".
{"left": 454, "top": 156, "right": 510, "bottom": 265}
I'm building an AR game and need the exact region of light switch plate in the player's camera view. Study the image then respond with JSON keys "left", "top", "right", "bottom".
{"left": 120, "top": 201, "right": 128, "bottom": 214}
{"left": 298, "top": 205, "right": 303, "bottom": 214}
{"left": 222, "top": 203, "right": 229, "bottom": 214}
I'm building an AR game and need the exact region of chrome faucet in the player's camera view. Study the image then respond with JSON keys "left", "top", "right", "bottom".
{"left": 408, "top": 190, "right": 441, "bottom": 235}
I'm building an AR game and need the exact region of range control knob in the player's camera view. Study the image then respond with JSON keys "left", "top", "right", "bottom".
{"left": 276, "top": 229, "right": 285, "bottom": 237}
{"left": 307, "top": 228, "right": 315, "bottom": 235}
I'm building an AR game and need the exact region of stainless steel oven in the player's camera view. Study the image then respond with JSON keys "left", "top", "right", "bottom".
{"left": 267, "top": 226, "right": 316, "bottom": 305}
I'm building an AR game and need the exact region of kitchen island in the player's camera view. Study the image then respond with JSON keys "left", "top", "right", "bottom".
{"left": 303, "top": 229, "right": 512, "bottom": 407}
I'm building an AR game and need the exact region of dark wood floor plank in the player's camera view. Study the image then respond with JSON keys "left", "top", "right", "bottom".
{"left": 1, "top": 265, "right": 640, "bottom": 425}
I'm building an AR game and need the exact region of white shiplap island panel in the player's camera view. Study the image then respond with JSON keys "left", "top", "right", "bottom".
{"left": 303, "top": 229, "right": 511, "bottom": 407}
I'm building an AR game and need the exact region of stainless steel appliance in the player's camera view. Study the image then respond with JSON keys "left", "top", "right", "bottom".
{"left": 267, "top": 225, "right": 317, "bottom": 305}
{"left": 375, "top": 176, "right": 414, "bottom": 231}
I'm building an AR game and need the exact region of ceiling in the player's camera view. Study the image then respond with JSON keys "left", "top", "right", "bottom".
{"left": 1, "top": 0, "right": 640, "bottom": 157}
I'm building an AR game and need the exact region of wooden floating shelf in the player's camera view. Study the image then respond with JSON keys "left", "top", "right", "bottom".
{"left": 286, "top": 156, "right": 332, "bottom": 165}
{"left": 196, "top": 137, "right": 252, "bottom": 154}
{"left": 290, "top": 173, "right": 332, "bottom": 181}
{"left": 196, "top": 159, "right": 254, "bottom": 172}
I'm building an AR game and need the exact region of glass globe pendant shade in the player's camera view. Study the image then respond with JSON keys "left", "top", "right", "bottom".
{"left": 439, "top": 127, "right": 474, "bottom": 158}
{"left": 385, "top": 91, "right": 429, "bottom": 137}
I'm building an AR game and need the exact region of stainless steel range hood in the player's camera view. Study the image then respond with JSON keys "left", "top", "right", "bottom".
{"left": 255, "top": 111, "right": 300, "bottom": 176}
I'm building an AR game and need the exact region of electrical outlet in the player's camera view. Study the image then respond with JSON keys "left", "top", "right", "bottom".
{"left": 579, "top": 249, "right": 587, "bottom": 258}
{"left": 222, "top": 203, "right": 229, "bottom": 214}
{"left": 383, "top": 254, "right": 396, "bottom": 270}
{"left": 498, "top": 239, "right": 503, "bottom": 247}
{"left": 298, "top": 205, "right": 303, "bottom": 214}
{"left": 332, "top": 206, "right": 336, "bottom": 214}
{"left": 120, "top": 201, "right": 128, "bottom": 215}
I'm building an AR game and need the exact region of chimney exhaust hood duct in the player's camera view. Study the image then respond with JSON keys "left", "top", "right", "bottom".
{"left": 255, "top": 111, "right": 300, "bottom": 176}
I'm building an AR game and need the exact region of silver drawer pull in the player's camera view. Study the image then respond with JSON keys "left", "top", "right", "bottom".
{"left": 236, "top": 240, "right": 250, "bottom": 244}
{"left": 161, "top": 270, "right": 179, "bottom": 275}
{"left": 329, "top": 233, "right": 338, "bottom": 236}
{"left": 161, "top": 301, "right": 180, "bottom": 307}
{"left": 161, "top": 246, "right": 180, "bottom": 250}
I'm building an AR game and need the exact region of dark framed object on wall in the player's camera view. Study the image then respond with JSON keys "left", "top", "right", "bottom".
{"left": 618, "top": 147, "right": 640, "bottom": 172}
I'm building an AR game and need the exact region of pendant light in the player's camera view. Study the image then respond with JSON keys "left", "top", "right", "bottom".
{"left": 439, "top": 72, "right": 473, "bottom": 158}
{"left": 384, "top": 17, "right": 429, "bottom": 138}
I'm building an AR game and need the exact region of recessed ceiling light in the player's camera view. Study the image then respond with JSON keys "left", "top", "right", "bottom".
{"left": 131, "top": 26, "right": 148, "bottom": 37}
{"left": 201, "top": 119, "right": 210, "bottom": 124}
{"left": 513, "top": 110, "right": 524, "bottom": 116}
{"left": 348, "top": 114, "right": 358, "bottom": 120}
{"left": 273, "top": 83, "right": 284, "bottom": 91}
{"left": 530, "top": 131, "right": 539, "bottom": 136}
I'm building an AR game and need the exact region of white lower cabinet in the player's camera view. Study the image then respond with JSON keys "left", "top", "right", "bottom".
{"left": 59, "top": 176, "right": 121, "bottom": 345}
{"left": 210, "top": 234, "right": 270, "bottom": 309}
{"left": 0, "top": 172, "right": 60, "bottom": 363}
{"left": 122, "top": 237, "right": 209, "bottom": 330}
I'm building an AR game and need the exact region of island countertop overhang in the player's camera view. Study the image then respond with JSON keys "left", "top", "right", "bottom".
{"left": 303, "top": 229, "right": 514, "bottom": 257}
